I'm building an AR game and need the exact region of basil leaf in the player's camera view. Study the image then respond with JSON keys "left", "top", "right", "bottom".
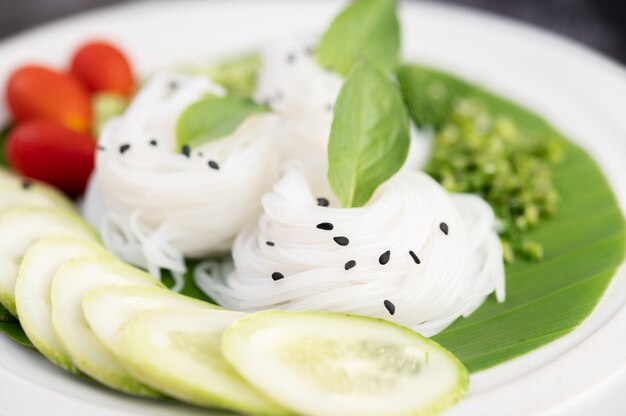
{"left": 176, "top": 95, "right": 268, "bottom": 150}
{"left": 328, "top": 61, "right": 410, "bottom": 207}
{"left": 318, "top": 0, "right": 400, "bottom": 76}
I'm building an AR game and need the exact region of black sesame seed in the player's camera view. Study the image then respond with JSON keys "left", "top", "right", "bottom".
{"left": 344, "top": 260, "right": 356, "bottom": 270}
{"left": 21, "top": 180, "right": 33, "bottom": 190}
{"left": 384, "top": 300, "right": 396, "bottom": 315}
{"left": 181, "top": 145, "right": 191, "bottom": 158}
{"left": 440, "top": 222, "right": 449, "bottom": 235}
{"left": 287, "top": 53, "right": 296, "bottom": 63}
{"left": 333, "top": 236, "right": 349, "bottom": 246}
{"left": 149, "top": 139, "right": 158, "bottom": 146}
{"left": 316, "top": 222, "right": 334, "bottom": 231}
{"left": 316, "top": 197, "right": 329, "bottom": 207}
{"left": 119, "top": 144, "right": 131, "bottom": 154}
{"left": 208, "top": 160, "right": 220, "bottom": 170}
{"left": 409, "top": 251, "right": 421, "bottom": 264}
{"left": 271, "top": 272, "right": 284, "bottom": 281}
{"left": 266, "top": 241, "right": 275, "bottom": 247}
{"left": 379, "top": 250, "right": 391, "bottom": 265}
{"left": 97, "top": 145, "right": 105, "bottom": 151}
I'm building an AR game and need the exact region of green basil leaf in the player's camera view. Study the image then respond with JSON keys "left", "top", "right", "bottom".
{"left": 176, "top": 95, "right": 268, "bottom": 150}
{"left": 318, "top": 0, "right": 400, "bottom": 76}
{"left": 328, "top": 61, "right": 410, "bottom": 207}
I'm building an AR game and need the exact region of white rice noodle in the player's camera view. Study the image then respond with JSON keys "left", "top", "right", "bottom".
{"left": 253, "top": 36, "right": 430, "bottom": 169}
{"left": 196, "top": 165, "right": 505, "bottom": 336}
{"left": 82, "top": 72, "right": 281, "bottom": 286}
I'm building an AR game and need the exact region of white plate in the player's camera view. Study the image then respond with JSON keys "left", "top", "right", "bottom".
{"left": 0, "top": 1, "right": 625, "bottom": 415}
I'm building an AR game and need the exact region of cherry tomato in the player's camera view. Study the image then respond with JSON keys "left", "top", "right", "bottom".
{"left": 70, "top": 41, "right": 135, "bottom": 97}
{"left": 6, "top": 120, "right": 96, "bottom": 197}
{"left": 5, "top": 66, "right": 92, "bottom": 133}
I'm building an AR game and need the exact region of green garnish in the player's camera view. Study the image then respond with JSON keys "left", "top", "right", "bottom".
{"left": 318, "top": 0, "right": 400, "bottom": 76}
{"left": 176, "top": 94, "right": 268, "bottom": 150}
{"left": 398, "top": 65, "right": 565, "bottom": 262}
{"left": 328, "top": 60, "right": 410, "bottom": 208}
{"left": 425, "top": 98, "right": 563, "bottom": 261}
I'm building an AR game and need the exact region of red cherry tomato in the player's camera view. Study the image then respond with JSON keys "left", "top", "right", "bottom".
{"left": 5, "top": 120, "right": 96, "bottom": 197}
{"left": 6, "top": 66, "right": 91, "bottom": 132}
{"left": 5, "top": 65, "right": 92, "bottom": 134}
{"left": 70, "top": 41, "right": 135, "bottom": 97}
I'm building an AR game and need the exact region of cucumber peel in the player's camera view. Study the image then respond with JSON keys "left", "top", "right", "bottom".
{"left": 223, "top": 310, "right": 469, "bottom": 416}
{"left": 15, "top": 237, "right": 112, "bottom": 372}
{"left": 0, "top": 207, "right": 99, "bottom": 316}
{"left": 50, "top": 257, "right": 163, "bottom": 397}
{"left": 115, "top": 308, "right": 291, "bottom": 415}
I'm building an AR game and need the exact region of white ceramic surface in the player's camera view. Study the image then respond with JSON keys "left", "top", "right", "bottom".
{"left": 0, "top": 1, "right": 624, "bottom": 415}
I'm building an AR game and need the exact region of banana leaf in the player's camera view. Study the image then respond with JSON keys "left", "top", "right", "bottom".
{"left": 398, "top": 64, "right": 626, "bottom": 372}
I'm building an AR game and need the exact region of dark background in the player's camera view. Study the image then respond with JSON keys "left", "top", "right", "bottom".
{"left": 0, "top": 0, "right": 625, "bottom": 64}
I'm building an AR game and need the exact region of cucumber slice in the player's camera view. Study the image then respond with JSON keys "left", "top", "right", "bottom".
{"left": 15, "top": 237, "right": 113, "bottom": 372}
{"left": 50, "top": 257, "right": 163, "bottom": 397}
{"left": 0, "top": 180, "right": 74, "bottom": 323}
{"left": 0, "top": 207, "right": 99, "bottom": 315}
{"left": 0, "top": 180, "right": 74, "bottom": 214}
{"left": 116, "top": 308, "right": 290, "bottom": 415}
{"left": 82, "top": 285, "right": 219, "bottom": 353}
{"left": 223, "top": 311, "right": 469, "bottom": 416}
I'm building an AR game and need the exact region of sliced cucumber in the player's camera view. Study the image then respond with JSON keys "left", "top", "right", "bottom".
{"left": 0, "top": 207, "right": 99, "bottom": 316}
{"left": 0, "top": 180, "right": 74, "bottom": 214}
{"left": 50, "top": 257, "right": 163, "bottom": 397}
{"left": 83, "top": 285, "right": 219, "bottom": 353}
{"left": 0, "top": 179, "right": 74, "bottom": 322}
{"left": 15, "top": 237, "right": 113, "bottom": 372}
{"left": 223, "top": 311, "right": 469, "bottom": 416}
{"left": 116, "top": 308, "right": 290, "bottom": 415}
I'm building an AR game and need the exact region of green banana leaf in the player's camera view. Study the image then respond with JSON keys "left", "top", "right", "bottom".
{"left": 398, "top": 64, "right": 626, "bottom": 372}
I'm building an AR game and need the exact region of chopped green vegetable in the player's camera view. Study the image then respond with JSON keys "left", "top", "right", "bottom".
{"left": 176, "top": 94, "right": 268, "bottom": 150}
{"left": 328, "top": 61, "right": 410, "bottom": 207}
{"left": 318, "top": 0, "right": 400, "bottom": 76}
{"left": 92, "top": 93, "right": 127, "bottom": 137}
{"left": 398, "top": 65, "right": 565, "bottom": 262}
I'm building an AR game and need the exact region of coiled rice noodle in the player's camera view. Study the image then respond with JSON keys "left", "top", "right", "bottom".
{"left": 82, "top": 72, "right": 281, "bottom": 288}
{"left": 196, "top": 165, "right": 505, "bottom": 336}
